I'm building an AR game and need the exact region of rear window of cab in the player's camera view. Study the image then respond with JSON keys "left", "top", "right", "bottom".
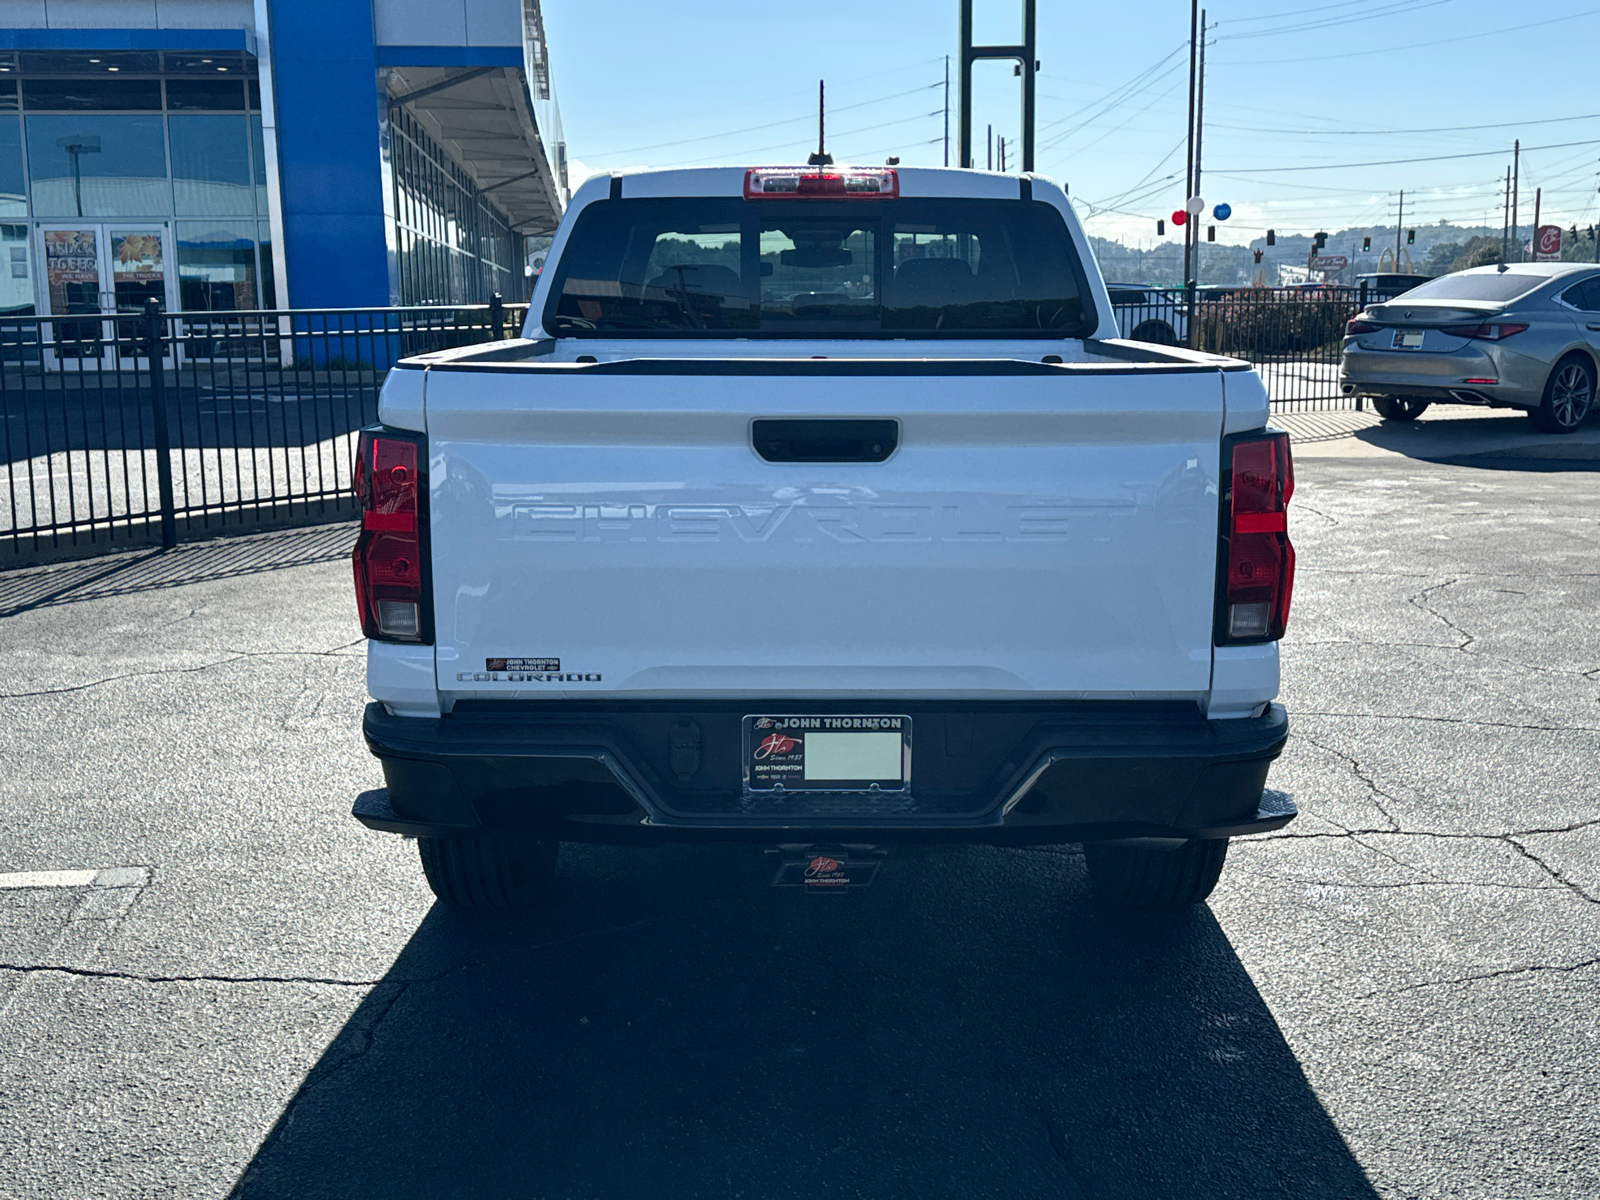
{"left": 543, "top": 196, "right": 1096, "bottom": 339}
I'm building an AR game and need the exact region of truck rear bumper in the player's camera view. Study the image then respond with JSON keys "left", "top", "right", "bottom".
{"left": 357, "top": 699, "right": 1292, "bottom": 845}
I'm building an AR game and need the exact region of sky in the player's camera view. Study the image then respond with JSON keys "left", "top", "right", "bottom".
{"left": 539, "top": 0, "right": 1600, "bottom": 250}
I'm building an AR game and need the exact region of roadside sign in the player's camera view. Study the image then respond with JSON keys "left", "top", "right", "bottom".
{"left": 1311, "top": 255, "right": 1348, "bottom": 270}
{"left": 1536, "top": 225, "right": 1562, "bottom": 261}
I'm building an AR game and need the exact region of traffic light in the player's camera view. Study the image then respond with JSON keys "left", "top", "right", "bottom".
{"left": 1157, "top": 218, "right": 1165, "bottom": 236}
{"left": 1253, "top": 248, "right": 1263, "bottom": 264}
{"left": 1362, "top": 236, "right": 1371, "bottom": 251}
{"left": 1266, "top": 229, "right": 1276, "bottom": 246}
{"left": 1314, "top": 231, "right": 1328, "bottom": 250}
{"left": 1207, "top": 225, "right": 1215, "bottom": 242}
{"left": 1406, "top": 229, "right": 1415, "bottom": 245}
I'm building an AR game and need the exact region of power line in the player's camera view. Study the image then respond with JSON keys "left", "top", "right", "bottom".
{"left": 1213, "top": 137, "right": 1600, "bottom": 175}
{"left": 1220, "top": 0, "right": 1438, "bottom": 24}
{"left": 661, "top": 109, "right": 943, "bottom": 167}
{"left": 1217, "top": 0, "right": 1450, "bottom": 42}
{"left": 1213, "top": 7, "right": 1600, "bottom": 66}
{"left": 585, "top": 81, "right": 940, "bottom": 159}
{"left": 571, "top": 55, "right": 945, "bottom": 147}
{"left": 1209, "top": 112, "right": 1600, "bottom": 138}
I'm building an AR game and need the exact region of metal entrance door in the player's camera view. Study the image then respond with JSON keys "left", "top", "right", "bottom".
{"left": 38, "top": 223, "right": 175, "bottom": 369}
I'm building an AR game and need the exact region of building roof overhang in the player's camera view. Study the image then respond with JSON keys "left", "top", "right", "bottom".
{"left": 384, "top": 64, "right": 562, "bottom": 237}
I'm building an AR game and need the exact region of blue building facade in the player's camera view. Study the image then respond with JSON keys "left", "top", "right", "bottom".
{"left": 0, "top": 0, "right": 565, "bottom": 318}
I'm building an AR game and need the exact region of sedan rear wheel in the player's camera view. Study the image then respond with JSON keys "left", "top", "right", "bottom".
{"left": 1372, "top": 395, "right": 1430, "bottom": 421}
{"left": 1130, "top": 319, "right": 1179, "bottom": 346}
{"left": 1529, "top": 356, "right": 1596, "bottom": 434}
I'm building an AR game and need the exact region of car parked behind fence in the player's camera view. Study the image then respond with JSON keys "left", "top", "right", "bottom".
{"left": 1106, "top": 283, "right": 1186, "bottom": 345}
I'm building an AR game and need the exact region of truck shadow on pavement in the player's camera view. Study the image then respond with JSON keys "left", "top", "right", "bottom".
{"left": 228, "top": 842, "right": 1379, "bottom": 1200}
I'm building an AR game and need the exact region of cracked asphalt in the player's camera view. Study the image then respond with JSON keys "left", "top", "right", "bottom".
{"left": 0, "top": 453, "right": 1596, "bottom": 1199}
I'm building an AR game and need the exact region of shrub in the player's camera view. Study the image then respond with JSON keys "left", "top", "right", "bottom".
{"left": 1196, "top": 290, "right": 1357, "bottom": 358}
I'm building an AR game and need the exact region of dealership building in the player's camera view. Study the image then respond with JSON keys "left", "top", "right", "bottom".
{"left": 0, "top": 0, "right": 567, "bottom": 320}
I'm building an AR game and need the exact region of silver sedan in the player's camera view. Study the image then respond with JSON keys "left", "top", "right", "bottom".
{"left": 1339, "top": 261, "right": 1600, "bottom": 433}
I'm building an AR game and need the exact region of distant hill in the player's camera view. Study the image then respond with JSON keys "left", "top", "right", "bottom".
{"left": 1085, "top": 220, "right": 1587, "bottom": 287}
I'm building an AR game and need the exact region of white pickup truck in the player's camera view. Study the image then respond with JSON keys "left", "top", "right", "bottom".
{"left": 350, "top": 165, "right": 1297, "bottom": 912}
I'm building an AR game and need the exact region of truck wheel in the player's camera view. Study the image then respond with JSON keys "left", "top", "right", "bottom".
{"left": 1082, "top": 838, "right": 1228, "bottom": 910}
{"left": 1130, "top": 320, "right": 1178, "bottom": 345}
{"left": 1371, "top": 396, "right": 1429, "bottom": 421}
{"left": 1528, "top": 355, "right": 1595, "bottom": 433}
{"left": 417, "top": 836, "right": 558, "bottom": 908}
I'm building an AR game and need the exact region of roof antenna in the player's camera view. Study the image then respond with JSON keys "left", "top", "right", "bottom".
{"left": 808, "top": 79, "right": 833, "bottom": 166}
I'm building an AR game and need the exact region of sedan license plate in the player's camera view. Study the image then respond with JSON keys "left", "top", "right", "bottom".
{"left": 743, "top": 715, "right": 911, "bottom": 791}
{"left": 1393, "top": 330, "right": 1425, "bottom": 349}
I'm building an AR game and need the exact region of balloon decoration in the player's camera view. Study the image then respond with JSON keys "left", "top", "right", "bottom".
{"left": 1171, "top": 210, "right": 1188, "bottom": 226}
{"left": 1213, "top": 203, "right": 1232, "bottom": 221}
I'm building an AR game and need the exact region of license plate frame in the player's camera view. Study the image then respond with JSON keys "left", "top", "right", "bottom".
{"left": 742, "top": 715, "right": 912, "bottom": 793}
{"left": 1393, "top": 329, "right": 1426, "bottom": 349}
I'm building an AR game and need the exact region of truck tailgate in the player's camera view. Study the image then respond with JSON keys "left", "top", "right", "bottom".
{"left": 424, "top": 361, "right": 1224, "bottom": 700}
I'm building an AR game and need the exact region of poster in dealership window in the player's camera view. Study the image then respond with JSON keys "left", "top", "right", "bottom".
{"left": 43, "top": 229, "right": 100, "bottom": 314}
{"left": 112, "top": 233, "right": 163, "bottom": 282}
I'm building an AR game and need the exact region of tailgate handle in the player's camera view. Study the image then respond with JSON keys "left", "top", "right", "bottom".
{"left": 752, "top": 419, "right": 898, "bottom": 463}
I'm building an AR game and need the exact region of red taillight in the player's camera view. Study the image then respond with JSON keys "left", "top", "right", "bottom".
{"left": 1218, "top": 431, "right": 1294, "bottom": 644}
{"left": 1439, "top": 321, "right": 1528, "bottom": 340}
{"left": 1346, "top": 319, "right": 1379, "bottom": 335}
{"left": 744, "top": 167, "right": 898, "bottom": 199}
{"left": 352, "top": 430, "right": 427, "bottom": 642}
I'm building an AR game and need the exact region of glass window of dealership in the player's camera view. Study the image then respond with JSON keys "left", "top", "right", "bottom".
{"left": 0, "top": 47, "right": 526, "bottom": 316}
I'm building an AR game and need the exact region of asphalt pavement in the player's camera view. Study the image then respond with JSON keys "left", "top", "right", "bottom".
{"left": 0, "top": 419, "right": 1596, "bottom": 1199}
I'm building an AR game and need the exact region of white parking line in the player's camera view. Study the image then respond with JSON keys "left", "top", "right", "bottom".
{"left": 0, "top": 867, "right": 147, "bottom": 890}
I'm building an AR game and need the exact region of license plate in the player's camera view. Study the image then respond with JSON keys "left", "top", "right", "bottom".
{"left": 1393, "top": 330, "right": 1425, "bottom": 349}
{"left": 743, "top": 715, "right": 911, "bottom": 791}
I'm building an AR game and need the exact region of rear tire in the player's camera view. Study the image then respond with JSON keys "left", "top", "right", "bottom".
{"left": 1130, "top": 320, "right": 1179, "bottom": 346}
{"left": 1083, "top": 838, "right": 1229, "bottom": 910}
{"left": 1372, "top": 395, "right": 1430, "bottom": 421}
{"left": 1528, "top": 355, "right": 1595, "bottom": 434}
{"left": 417, "top": 835, "right": 558, "bottom": 908}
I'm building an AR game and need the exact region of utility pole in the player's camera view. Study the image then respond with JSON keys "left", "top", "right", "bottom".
{"left": 1192, "top": 10, "right": 1206, "bottom": 297}
{"left": 943, "top": 56, "right": 950, "bottom": 167}
{"left": 957, "top": 0, "right": 1037, "bottom": 170}
{"left": 1395, "top": 189, "right": 1404, "bottom": 264}
{"left": 1511, "top": 139, "right": 1520, "bottom": 260}
{"left": 987, "top": 123, "right": 993, "bottom": 170}
{"left": 1502, "top": 166, "right": 1510, "bottom": 260}
{"left": 1532, "top": 186, "right": 1541, "bottom": 258}
{"left": 1182, "top": 0, "right": 1199, "bottom": 292}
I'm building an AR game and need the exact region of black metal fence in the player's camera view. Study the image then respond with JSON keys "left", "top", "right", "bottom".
{"left": 1110, "top": 284, "right": 1374, "bottom": 412}
{"left": 2, "top": 298, "right": 526, "bottom": 565}
{"left": 4, "top": 288, "right": 1370, "bottom": 568}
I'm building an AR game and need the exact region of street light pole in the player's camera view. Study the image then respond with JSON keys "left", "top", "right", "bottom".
{"left": 1182, "top": 0, "right": 1198, "bottom": 292}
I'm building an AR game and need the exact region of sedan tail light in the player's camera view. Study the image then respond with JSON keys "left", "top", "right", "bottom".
{"left": 1217, "top": 430, "right": 1295, "bottom": 644}
{"left": 353, "top": 429, "right": 430, "bottom": 643}
{"left": 1345, "top": 318, "right": 1380, "bottom": 335}
{"left": 1439, "top": 321, "right": 1529, "bottom": 340}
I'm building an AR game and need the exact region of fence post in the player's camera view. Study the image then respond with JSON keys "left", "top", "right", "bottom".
{"left": 143, "top": 297, "right": 177, "bottom": 549}
{"left": 1355, "top": 281, "right": 1369, "bottom": 412}
{"left": 490, "top": 291, "right": 505, "bottom": 340}
{"left": 1186, "top": 280, "right": 1198, "bottom": 350}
